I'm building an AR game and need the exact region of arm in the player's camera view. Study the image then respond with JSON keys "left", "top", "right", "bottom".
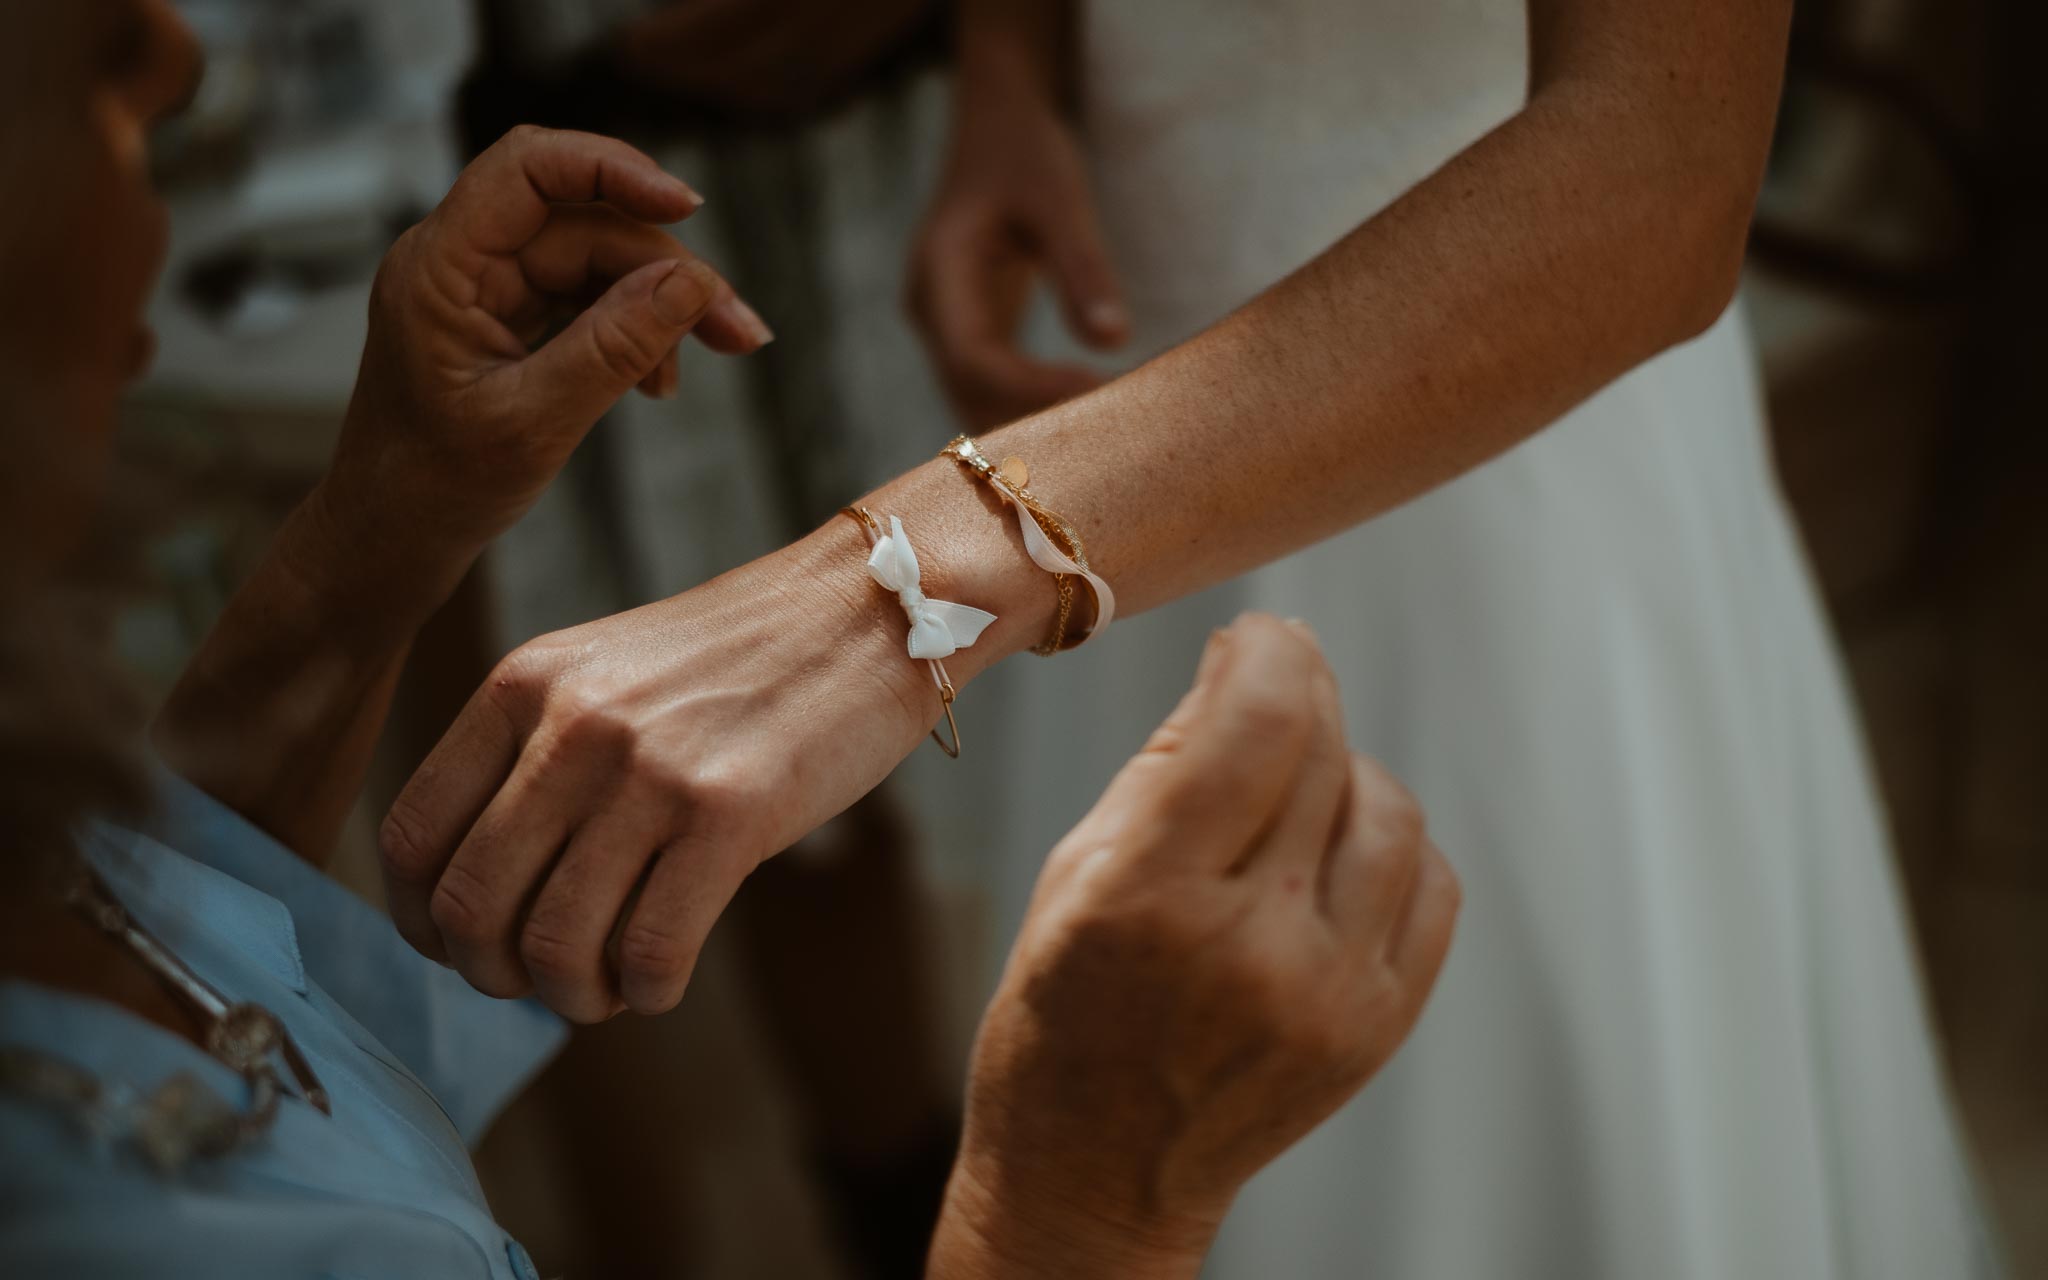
{"left": 906, "top": 0, "right": 1128, "bottom": 427}
{"left": 152, "top": 127, "right": 769, "bottom": 864}
{"left": 380, "top": 0, "right": 1785, "bottom": 1021}
{"left": 910, "top": 0, "right": 1788, "bottom": 622}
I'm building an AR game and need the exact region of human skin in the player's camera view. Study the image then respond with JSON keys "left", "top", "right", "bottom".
{"left": 0, "top": 9, "right": 1460, "bottom": 1275}
{"left": 927, "top": 616, "right": 1460, "bottom": 1279}
{"left": 0, "top": 3, "right": 770, "bottom": 994}
{"left": 381, "top": 0, "right": 1788, "bottom": 1022}
{"left": 151, "top": 130, "right": 774, "bottom": 859}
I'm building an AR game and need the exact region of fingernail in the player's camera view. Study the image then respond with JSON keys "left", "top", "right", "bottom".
{"left": 1282, "top": 616, "right": 1323, "bottom": 650}
{"left": 664, "top": 172, "right": 705, "bottom": 213}
{"left": 1087, "top": 299, "right": 1129, "bottom": 335}
{"left": 653, "top": 258, "right": 718, "bottom": 326}
{"left": 713, "top": 293, "right": 776, "bottom": 346}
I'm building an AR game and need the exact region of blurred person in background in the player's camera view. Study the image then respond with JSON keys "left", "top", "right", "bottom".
{"left": 387, "top": 0, "right": 2002, "bottom": 1276}
{"left": 0, "top": 3, "right": 1460, "bottom": 1277}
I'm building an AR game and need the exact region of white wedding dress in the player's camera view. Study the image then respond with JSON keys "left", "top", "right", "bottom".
{"left": 941, "top": 2, "right": 2002, "bottom": 1276}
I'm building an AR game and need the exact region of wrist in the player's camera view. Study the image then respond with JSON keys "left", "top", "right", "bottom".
{"left": 854, "top": 458, "right": 1055, "bottom": 687}
{"left": 928, "top": 1144, "right": 1216, "bottom": 1280}
{"left": 281, "top": 478, "right": 473, "bottom": 649}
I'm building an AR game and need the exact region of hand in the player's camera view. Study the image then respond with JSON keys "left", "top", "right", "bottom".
{"left": 928, "top": 615, "right": 1461, "bottom": 1279}
{"left": 907, "top": 79, "right": 1129, "bottom": 429}
{"left": 378, "top": 521, "right": 954, "bottom": 1023}
{"left": 311, "top": 125, "right": 772, "bottom": 613}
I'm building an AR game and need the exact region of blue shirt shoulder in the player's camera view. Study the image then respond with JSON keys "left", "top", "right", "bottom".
{"left": 0, "top": 765, "right": 562, "bottom": 1280}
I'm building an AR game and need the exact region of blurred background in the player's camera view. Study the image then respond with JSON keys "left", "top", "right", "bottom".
{"left": 119, "top": 0, "right": 2042, "bottom": 1275}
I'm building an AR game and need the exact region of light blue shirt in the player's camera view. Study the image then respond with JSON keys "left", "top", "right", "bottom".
{"left": 0, "top": 766, "right": 566, "bottom": 1279}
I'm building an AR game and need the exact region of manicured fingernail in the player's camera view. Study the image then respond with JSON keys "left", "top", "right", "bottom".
{"left": 714, "top": 293, "right": 775, "bottom": 346}
{"left": 653, "top": 258, "right": 718, "bottom": 326}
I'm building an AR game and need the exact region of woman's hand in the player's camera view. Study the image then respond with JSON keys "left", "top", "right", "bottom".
{"left": 378, "top": 518, "right": 969, "bottom": 1023}
{"left": 927, "top": 615, "right": 1461, "bottom": 1279}
{"left": 155, "top": 126, "right": 772, "bottom": 861}
{"left": 311, "top": 125, "right": 772, "bottom": 616}
{"left": 906, "top": 64, "right": 1128, "bottom": 429}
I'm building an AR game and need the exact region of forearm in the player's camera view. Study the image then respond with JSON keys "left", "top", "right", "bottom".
{"left": 880, "top": 1, "right": 1788, "bottom": 669}
{"left": 925, "top": 1155, "right": 1212, "bottom": 1280}
{"left": 955, "top": 0, "right": 1070, "bottom": 110}
{"left": 151, "top": 483, "right": 463, "bottom": 864}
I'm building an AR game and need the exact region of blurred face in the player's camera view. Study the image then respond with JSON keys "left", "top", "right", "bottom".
{"left": 0, "top": 0, "right": 199, "bottom": 581}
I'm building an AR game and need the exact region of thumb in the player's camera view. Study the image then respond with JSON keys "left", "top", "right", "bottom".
{"left": 1039, "top": 197, "right": 1130, "bottom": 351}
{"left": 515, "top": 256, "right": 723, "bottom": 431}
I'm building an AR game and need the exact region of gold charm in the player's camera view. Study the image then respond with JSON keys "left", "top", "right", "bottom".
{"left": 997, "top": 455, "right": 1031, "bottom": 489}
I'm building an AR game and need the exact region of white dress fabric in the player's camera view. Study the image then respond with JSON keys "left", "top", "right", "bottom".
{"left": 946, "top": 2, "right": 2000, "bottom": 1276}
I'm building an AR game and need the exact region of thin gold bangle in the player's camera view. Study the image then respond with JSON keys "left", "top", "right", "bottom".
{"left": 841, "top": 505, "right": 962, "bottom": 758}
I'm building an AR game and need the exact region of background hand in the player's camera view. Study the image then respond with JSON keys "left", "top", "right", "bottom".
{"left": 907, "top": 86, "right": 1129, "bottom": 429}
{"left": 314, "top": 125, "right": 772, "bottom": 608}
{"left": 929, "top": 615, "right": 1461, "bottom": 1278}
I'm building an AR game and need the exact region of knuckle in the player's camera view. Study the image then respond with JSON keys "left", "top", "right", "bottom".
{"left": 1355, "top": 757, "right": 1426, "bottom": 848}
{"left": 503, "top": 122, "right": 550, "bottom": 150}
{"left": 1225, "top": 952, "right": 1310, "bottom": 1031}
{"left": 549, "top": 689, "right": 634, "bottom": 760}
{"left": 587, "top": 311, "right": 662, "bottom": 384}
{"left": 482, "top": 648, "right": 549, "bottom": 719}
{"left": 518, "top": 919, "right": 585, "bottom": 984}
{"left": 1073, "top": 889, "right": 1214, "bottom": 963}
{"left": 617, "top": 921, "right": 695, "bottom": 991}
{"left": 377, "top": 800, "right": 442, "bottom": 883}
{"left": 1231, "top": 686, "right": 1315, "bottom": 754}
{"left": 427, "top": 861, "right": 499, "bottom": 946}
{"left": 658, "top": 767, "right": 755, "bottom": 838}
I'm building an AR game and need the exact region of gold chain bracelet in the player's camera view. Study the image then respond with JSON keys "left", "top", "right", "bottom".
{"left": 941, "top": 435, "right": 1100, "bottom": 656}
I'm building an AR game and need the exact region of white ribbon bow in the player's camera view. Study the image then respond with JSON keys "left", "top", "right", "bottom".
{"left": 866, "top": 515, "right": 997, "bottom": 661}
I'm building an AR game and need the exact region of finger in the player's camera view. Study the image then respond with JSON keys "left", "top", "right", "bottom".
{"left": 1388, "top": 840, "right": 1462, "bottom": 988}
{"left": 615, "top": 817, "right": 754, "bottom": 1015}
{"left": 519, "top": 788, "right": 671, "bottom": 1022}
{"left": 637, "top": 347, "right": 680, "bottom": 400}
{"left": 1244, "top": 620, "right": 1350, "bottom": 878}
{"left": 487, "top": 257, "right": 723, "bottom": 442}
{"left": 380, "top": 684, "right": 524, "bottom": 963}
{"left": 915, "top": 220, "right": 1102, "bottom": 420}
{"left": 430, "top": 732, "right": 612, "bottom": 998}
{"left": 439, "top": 126, "right": 702, "bottom": 259}
{"left": 1089, "top": 613, "right": 1323, "bottom": 873}
{"left": 1323, "top": 754, "right": 1428, "bottom": 948}
{"left": 513, "top": 205, "right": 772, "bottom": 356}
{"left": 1037, "top": 198, "right": 1130, "bottom": 350}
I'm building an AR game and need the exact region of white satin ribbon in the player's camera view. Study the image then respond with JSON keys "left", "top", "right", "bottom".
{"left": 993, "top": 485, "right": 1117, "bottom": 644}
{"left": 947, "top": 438, "right": 1116, "bottom": 646}
{"left": 866, "top": 515, "right": 997, "bottom": 661}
